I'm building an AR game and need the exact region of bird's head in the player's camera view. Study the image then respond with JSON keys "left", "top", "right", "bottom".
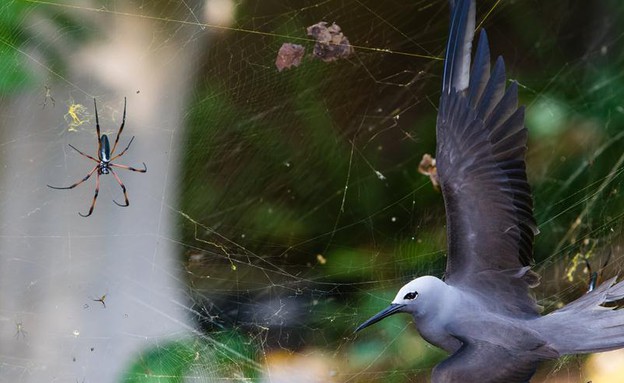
{"left": 355, "top": 276, "right": 446, "bottom": 332}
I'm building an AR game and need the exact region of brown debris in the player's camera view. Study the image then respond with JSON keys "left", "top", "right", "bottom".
{"left": 418, "top": 153, "right": 439, "bottom": 190}
{"left": 275, "top": 43, "right": 306, "bottom": 72}
{"left": 306, "top": 22, "right": 353, "bottom": 62}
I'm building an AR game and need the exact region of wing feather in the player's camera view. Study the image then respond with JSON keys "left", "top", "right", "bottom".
{"left": 436, "top": 0, "right": 539, "bottom": 317}
{"left": 475, "top": 57, "right": 506, "bottom": 119}
{"left": 468, "top": 31, "right": 491, "bottom": 107}
{"left": 442, "top": 0, "right": 475, "bottom": 93}
{"left": 487, "top": 82, "right": 519, "bottom": 130}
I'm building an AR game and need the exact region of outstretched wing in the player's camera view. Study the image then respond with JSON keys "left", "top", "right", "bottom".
{"left": 436, "top": 0, "right": 540, "bottom": 316}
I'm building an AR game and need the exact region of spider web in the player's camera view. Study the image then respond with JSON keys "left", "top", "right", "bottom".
{"left": 0, "top": 1, "right": 624, "bottom": 382}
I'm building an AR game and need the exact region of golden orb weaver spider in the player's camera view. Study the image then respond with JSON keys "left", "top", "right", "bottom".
{"left": 48, "top": 98, "right": 147, "bottom": 217}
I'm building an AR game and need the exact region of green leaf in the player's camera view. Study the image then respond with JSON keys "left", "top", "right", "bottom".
{"left": 121, "top": 341, "right": 196, "bottom": 383}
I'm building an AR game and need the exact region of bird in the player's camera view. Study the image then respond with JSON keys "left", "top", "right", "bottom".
{"left": 355, "top": 1, "right": 624, "bottom": 382}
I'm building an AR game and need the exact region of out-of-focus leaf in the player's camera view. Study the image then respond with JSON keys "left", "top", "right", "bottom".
{"left": 122, "top": 341, "right": 195, "bottom": 383}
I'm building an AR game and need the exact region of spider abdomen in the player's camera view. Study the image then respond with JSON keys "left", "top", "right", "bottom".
{"left": 100, "top": 134, "right": 111, "bottom": 162}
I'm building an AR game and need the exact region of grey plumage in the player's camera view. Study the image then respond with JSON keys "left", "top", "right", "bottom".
{"left": 356, "top": 1, "right": 624, "bottom": 382}
{"left": 537, "top": 277, "right": 624, "bottom": 355}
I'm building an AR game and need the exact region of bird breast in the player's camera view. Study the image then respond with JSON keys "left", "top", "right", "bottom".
{"left": 418, "top": 321, "right": 463, "bottom": 353}
{"left": 411, "top": 284, "right": 465, "bottom": 353}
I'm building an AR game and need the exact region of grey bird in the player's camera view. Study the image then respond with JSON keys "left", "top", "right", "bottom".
{"left": 355, "top": 0, "right": 624, "bottom": 382}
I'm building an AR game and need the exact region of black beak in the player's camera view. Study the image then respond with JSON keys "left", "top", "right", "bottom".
{"left": 355, "top": 303, "right": 406, "bottom": 332}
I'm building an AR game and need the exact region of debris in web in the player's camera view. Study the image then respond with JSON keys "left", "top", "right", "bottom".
{"left": 307, "top": 21, "right": 353, "bottom": 62}
{"left": 275, "top": 43, "right": 306, "bottom": 72}
{"left": 316, "top": 254, "right": 327, "bottom": 265}
{"left": 418, "top": 153, "right": 439, "bottom": 190}
{"left": 275, "top": 22, "right": 352, "bottom": 71}
{"left": 64, "top": 101, "right": 90, "bottom": 132}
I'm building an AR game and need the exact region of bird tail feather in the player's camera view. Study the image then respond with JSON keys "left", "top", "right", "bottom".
{"left": 537, "top": 277, "right": 624, "bottom": 355}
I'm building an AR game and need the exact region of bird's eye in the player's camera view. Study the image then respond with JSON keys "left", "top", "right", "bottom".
{"left": 403, "top": 292, "right": 418, "bottom": 300}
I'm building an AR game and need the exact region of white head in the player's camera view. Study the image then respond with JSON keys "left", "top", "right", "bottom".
{"left": 392, "top": 275, "right": 447, "bottom": 313}
{"left": 356, "top": 276, "right": 447, "bottom": 332}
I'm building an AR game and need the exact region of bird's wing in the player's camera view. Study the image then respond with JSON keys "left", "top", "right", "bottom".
{"left": 436, "top": 0, "right": 540, "bottom": 316}
{"left": 432, "top": 319, "right": 557, "bottom": 383}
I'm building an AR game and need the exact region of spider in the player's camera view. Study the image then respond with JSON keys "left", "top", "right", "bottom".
{"left": 92, "top": 294, "right": 107, "bottom": 308}
{"left": 15, "top": 321, "right": 27, "bottom": 339}
{"left": 48, "top": 98, "right": 147, "bottom": 217}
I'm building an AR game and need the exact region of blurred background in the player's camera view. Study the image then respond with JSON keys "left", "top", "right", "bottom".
{"left": 0, "top": 0, "right": 624, "bottom": 382}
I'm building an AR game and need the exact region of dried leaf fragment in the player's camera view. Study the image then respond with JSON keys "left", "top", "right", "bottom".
{"left": 306, "top": 21, "right": 353, "bottom": 62}
{"left": 418, "top": 153, "right": 439, "bottom": 190}
{"left": 275, "top": 43, "right": 306, "bottom": 72}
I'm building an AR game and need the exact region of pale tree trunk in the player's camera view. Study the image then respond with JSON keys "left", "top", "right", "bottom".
{"left": 0, "top": 2, "right": 216, "bottom": 381}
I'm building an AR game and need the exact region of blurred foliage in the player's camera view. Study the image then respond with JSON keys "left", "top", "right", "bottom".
{"left": 178, "top": 0, "right": 624, "bottom": 381}
{"left": 121, "top": 331, "right": 260, "bottom": 382}
{"left": 122, "top": 341, "right": 196, "bottom": 383}
{"left": 0, "top": 1, "right": 91, "bottom": 93}
{"left": 0, "top": 1, "right": 36, "bottom": 91}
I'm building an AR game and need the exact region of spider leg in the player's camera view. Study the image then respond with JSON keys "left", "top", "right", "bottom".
{"left": 47, "top": 165, "right": 98, "bottom": 189}
{"left": 110, "top": 168, "right": 129, "bottom": 207}
{"left": 584, "top": 250, "right": 613, "bottom": 293}
{"left": 585, "top": 258, "right": 598, "bottom": 293}
{"left": 111, "top": 162, "right": 147, "bottom": 173}
{"left": 602, "top": 250, "right": 612, "bottom": 272}
{"left": 110, "top": 136, "right": 134, "bottom": 161}
{"left": 110, "top": 97, "right": 127, "bottom": 156}
{"left": 68, "top": 144, "right": 99, "bottom": 163}
{"left": 94, "top": 98, "right": 101, "bottom": 154}
{"left": 79, "top": 172, "right": 100, "bottom": 217}
{"left": 589, "top": 250, "right": 613, "bottom": 292}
